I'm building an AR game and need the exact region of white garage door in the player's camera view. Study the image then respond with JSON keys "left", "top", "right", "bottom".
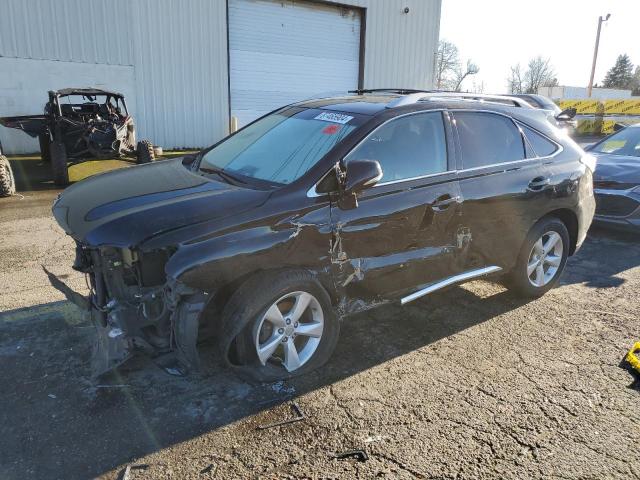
{"left": 228, "top": 0, "right": 361, "bottom": 128}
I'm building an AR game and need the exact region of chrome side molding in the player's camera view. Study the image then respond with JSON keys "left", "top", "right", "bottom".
{"left": 400, "top": 266, "right": 503, "bottom": 305}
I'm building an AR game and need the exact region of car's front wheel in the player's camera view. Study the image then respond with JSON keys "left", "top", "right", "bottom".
{"left": 221, "top": 270, "right": 339, "bottom": 381}
{"left": 504, "top": 217, "right": 570, "bottom": 298}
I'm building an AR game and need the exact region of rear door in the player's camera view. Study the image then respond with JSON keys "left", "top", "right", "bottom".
{"left": 451, "top": 110, "right": 551, "bottom": 269}
{"left": 329, "top": 111, "right": 463, "bottom": 301}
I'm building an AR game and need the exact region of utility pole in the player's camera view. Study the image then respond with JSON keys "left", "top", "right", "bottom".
{"left": 587, "top": 13, "right": 610, "bottom": 97}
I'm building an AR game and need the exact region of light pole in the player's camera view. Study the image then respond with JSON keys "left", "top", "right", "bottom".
{"left": 587, "top": 13, "right": 610, "bottom": 98}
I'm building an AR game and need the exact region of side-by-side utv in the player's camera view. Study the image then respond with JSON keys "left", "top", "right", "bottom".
{"left": 0, "top": 88, "right": 154, "bottom": 185}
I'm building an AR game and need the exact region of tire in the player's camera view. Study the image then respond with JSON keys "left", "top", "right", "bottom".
{"left": 0, "top": 155, "right": 16, "bottom": 197}
{"left": 220, "top": 270, "right": 339, "bottom": 382}
{"left": 38, "top": 134, "right": 51, "bottom": 162}
{"left": 50, "top": 141, "right": 69, "bottom": 186}
{"left": 503, "top": 216, "right": 570, "bottom": 298}
{"left": 136, "top": 140, "right": 155, "bottom": 164}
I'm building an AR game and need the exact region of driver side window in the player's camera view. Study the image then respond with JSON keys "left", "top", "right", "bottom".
{"left": 345, "top": 112, "right": 448, "bottom": 183}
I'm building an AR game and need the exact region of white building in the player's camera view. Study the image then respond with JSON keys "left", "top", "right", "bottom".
{"left": 0, "top": 0, "right": 442, "bottom": 154}
{"left": 538, "top": 85, "right": 633, "bottom": 100}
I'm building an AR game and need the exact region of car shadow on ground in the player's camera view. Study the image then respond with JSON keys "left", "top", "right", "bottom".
{"left": 1, "top": 284, "right": 530, "bottom": 480}
{"left": 560, "top": 225, "right": 640, "bottom": 289}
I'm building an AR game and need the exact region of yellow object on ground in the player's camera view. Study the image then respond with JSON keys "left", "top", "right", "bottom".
{"left": 625, "top": 342, "right": 640, "bottom": 374}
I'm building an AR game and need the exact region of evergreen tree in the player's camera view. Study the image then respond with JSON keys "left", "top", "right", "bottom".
{"left": 602, "top": 54, "right": 634, "bottom": 89}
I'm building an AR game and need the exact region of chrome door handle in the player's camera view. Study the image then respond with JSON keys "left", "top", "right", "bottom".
{"left": 432, "top": 195, "right": 461, "bottom": 211}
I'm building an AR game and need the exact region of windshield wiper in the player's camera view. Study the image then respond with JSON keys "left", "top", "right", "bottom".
{"left": 199, "top": 166, "right": 247, "bottom": 184}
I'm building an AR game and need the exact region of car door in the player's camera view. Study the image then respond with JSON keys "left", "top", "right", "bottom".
{"left": 451, "top": 110, "right": 552, "bottom": 269}
{"left": 329, "top": 111, "right": 463, "bottom": 301}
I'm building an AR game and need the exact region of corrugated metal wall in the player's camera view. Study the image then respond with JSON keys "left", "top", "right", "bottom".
{"left": 0, "top": 0, "right": 133, "bottom": 66}
{"left": 0, "top": 0, "right": 440, "bottom": 153}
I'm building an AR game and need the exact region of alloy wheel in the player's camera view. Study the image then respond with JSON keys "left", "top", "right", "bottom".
{"left": 253, "top": 291, "right": 324, "bottom": 372}
{"left": 527, "top": 231, "right": 564, "bottom": 287}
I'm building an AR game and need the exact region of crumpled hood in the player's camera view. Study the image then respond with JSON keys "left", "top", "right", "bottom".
{"left": 52, "top": 158, "right": 270, "bottom": 247}
{"left": 593, "top": 153, "right": 640, "bottom": 188}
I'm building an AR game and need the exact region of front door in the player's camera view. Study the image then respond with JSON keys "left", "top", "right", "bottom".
{"left": 329, "top": 111, "right": 462, "bottom": 301}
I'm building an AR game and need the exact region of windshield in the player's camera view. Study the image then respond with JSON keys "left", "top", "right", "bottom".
{"left": 591, "top": 127, "right": 640, "bottom": 157}
{"left": 200, "top": 108, "right": 361, "bottom": 184}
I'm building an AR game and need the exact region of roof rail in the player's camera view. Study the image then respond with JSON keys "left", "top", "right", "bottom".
{"left": 349, "top": 88, "right": 433, "bottom": 95}
{"left": 385, "top": 91, "right": 533, "bottom": 109}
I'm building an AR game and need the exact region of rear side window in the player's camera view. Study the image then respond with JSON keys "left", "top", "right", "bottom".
{"left": 520, "top": 124, "right": 558, "bottom": 157}
{"left": 454, "top": 112, "right": 525, "bottom": 169}
{"left": 345, "top": 111, "right": 448, "bottom": 183}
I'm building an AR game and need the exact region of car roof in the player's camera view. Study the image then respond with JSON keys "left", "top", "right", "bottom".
{"left": 52, "top": 88, "right": 124, "bottom": 98}
{"left": 294, "top": 91, "right": 537, "bottom": 116}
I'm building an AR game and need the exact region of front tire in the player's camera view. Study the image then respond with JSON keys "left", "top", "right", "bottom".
{"left": 50, "top": 141, "right": 69, "bottom": 186}
{"left": 39, "top": 134, "right": 51, "bottom": 162}
{"left": 221, "top": 270, "right": 339, "bottom": 382}
{"left": 504, "top": 217, "right": 570, "bottom": 298}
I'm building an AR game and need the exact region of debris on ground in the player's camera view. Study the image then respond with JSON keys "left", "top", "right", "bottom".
{"left": 621, "top": 341, "right": 640, "bottom": 388}
{"left": 333, "top": 449, "right": 369, "bottom": 462}
{"left": 257, "top": 401, "right": 305, "bottom": 430}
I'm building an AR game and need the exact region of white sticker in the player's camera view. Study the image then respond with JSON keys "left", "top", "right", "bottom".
{"left": 314, "top": 112, "right": 354, "bottom": 124}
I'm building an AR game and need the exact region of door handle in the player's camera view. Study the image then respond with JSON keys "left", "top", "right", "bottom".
{"left": 528, "top": 177, "right": 550, "bottom": 191}
{"left": 432, "top": 195, "right": 461, "bottom": 211}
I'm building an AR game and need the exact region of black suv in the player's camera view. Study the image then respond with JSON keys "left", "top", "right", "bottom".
{"left": 48, "top": 90, "right": 596, "bottom": 380}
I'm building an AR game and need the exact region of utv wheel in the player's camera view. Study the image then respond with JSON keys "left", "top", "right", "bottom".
{"left": 136, "top": 140, "right": 155, "bottom": 164}
{"left": 38, "top": 134, "right": 51, "bottom": 162}
{"left": 0, "top": 155, "right": 16, "bottom": 197}
{"left": 50, "top": 141, "right": 69, "bottom": 186}
{"left": 504, "top": 217, "right": 569, "bottom": 298}
{"left": 221, "top": 270, "right": 339, "bottom": 382}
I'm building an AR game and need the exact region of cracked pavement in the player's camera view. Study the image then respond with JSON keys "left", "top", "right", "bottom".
{"left": 1, "top": 187, "right": 639, "bottom": 479}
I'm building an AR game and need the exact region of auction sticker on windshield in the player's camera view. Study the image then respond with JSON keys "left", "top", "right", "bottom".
{"left": 314, "top": 112, "right": 354, "bottom": 124}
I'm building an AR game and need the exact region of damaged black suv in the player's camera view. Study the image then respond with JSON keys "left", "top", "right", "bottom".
{"left": 49, "top": 90, "right": 595, "bottom": 380}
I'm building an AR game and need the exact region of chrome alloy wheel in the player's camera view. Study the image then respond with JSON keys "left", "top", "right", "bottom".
{"left": 527, "top": 231, "right": 564, "bottom": 287}
{"left": 253, "top": 291, "right": 324, "bottom": 372}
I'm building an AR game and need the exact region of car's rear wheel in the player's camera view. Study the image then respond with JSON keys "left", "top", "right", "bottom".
{"left": 504, "top": 217, "right": 569, "bottom": 298}
{"left": 0, "top": 155, "right": 16, "bottom": 197}
{"left": 221, "top": 270, "right": 339, "bottom": 381}
{"left": 136, "top": 140, "right": 155, "bottom": 164}
{"left": 50, "top": 141, "right": 69, "bottom": 186}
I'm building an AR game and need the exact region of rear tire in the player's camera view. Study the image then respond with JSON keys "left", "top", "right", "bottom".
{"left": 50, "top": 141, "right": 69, "bottom": 186}
{"left": 220, "top": 270, "right": 339, "bottom": 382}
{"left": 38, "top": 134, "right": 51, "bottom": 162}
{"left": 503, "top": 216, "right": 569, "bottom": 298}
{"left": 136, "top": 140, "right": 155, "bottom": 164}
{"left": 0, "top": 155, "right": 16, "bottom": 197}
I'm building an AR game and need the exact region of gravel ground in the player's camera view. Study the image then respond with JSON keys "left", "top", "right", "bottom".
{"left": 1, "top": 159, "right": 639, "bottom": 479}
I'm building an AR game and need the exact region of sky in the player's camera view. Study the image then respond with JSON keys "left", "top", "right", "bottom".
{"left": 439, "top": 0, "right": 640, "bottom": 93}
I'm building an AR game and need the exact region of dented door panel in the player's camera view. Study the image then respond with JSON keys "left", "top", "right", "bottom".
{"left": 330, "top": 173, "right": 463, "bottom": 301}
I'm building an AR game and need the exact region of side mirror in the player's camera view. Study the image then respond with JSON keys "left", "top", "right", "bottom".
{"left": 344, "top": 159, "right": 383, "bottom": 194}
{"left": 336, "top": 159, "right": 382, "bottom": 210}
{"left": 555, "top": 107, "right": 577, "bottom": 121}
{"left": 613, "top": 122, "right": 626, "bottom": 132}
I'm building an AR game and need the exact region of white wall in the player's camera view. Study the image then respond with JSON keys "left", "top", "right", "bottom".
{"left": 0, "top": 58, "right": 135, "bottom": 154}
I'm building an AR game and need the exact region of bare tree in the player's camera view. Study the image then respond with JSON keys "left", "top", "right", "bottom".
{"left": 453, "top": 61, "right": 480, "bottom": 92}
{"left": 523, "top": 56, "right": 557, "bottom": 93}
{"left": 507, "top": 64, "right": 524, "bottom": 94}
{"left": 435, "top": 40, "right": 460, "bottom": 89}
{"left": 507, "top": 57, "right": 557, "bottom": 94}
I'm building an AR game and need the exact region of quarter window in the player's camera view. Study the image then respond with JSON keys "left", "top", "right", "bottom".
{"left": 454, "top": 112, "right": 526, "bottom": 169}
{"left": 345, "top": 112, "right": 448, "bottom": 182}
{"left": 520, "top": 125, "right": 558, "bottom": 157}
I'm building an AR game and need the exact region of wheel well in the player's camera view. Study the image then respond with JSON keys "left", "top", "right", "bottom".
{"left": 546, "top": 209, "right": 579, "bottom": 255}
